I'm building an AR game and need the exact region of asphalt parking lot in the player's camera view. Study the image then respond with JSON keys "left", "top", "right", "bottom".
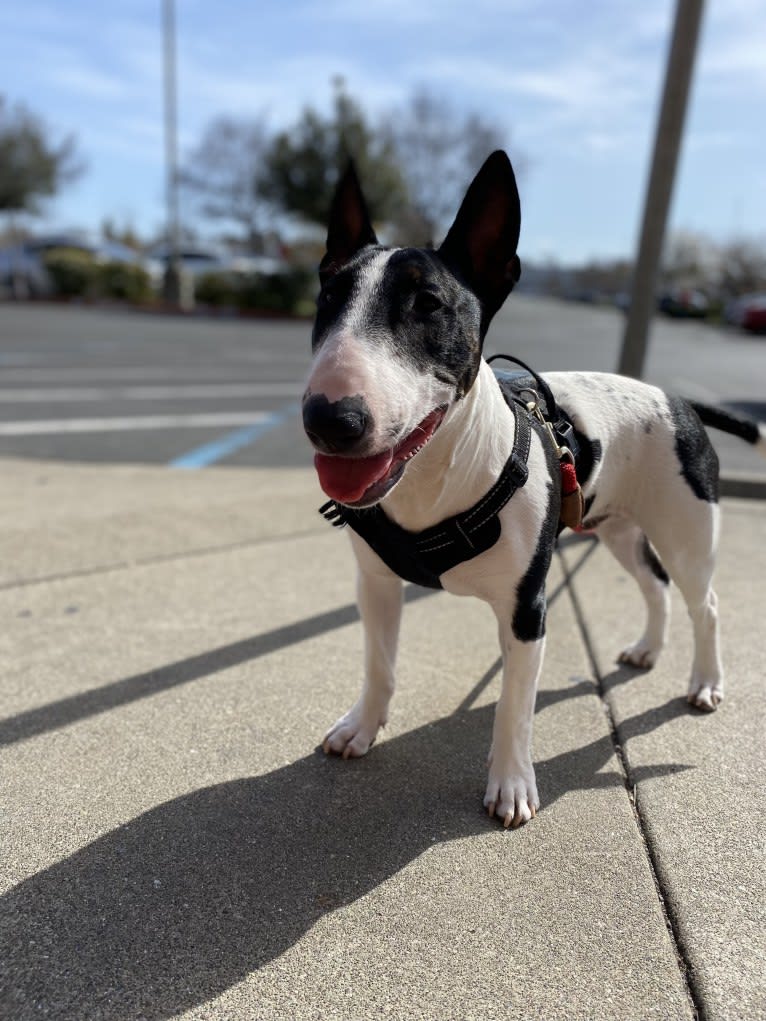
{"left": 0, "top": 298, "right": 764, "bottom": 480}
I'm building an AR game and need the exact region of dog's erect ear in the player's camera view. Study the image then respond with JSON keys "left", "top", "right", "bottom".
{"left": 438, "top": 150, "right": 521, "bottom": 334}
{"left": 319, "top": 161, "right": 378, "bottom": 285}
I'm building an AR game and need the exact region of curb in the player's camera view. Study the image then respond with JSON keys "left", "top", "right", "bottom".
{"left": 719, "top": 473, "right": 766, "bottom": 500}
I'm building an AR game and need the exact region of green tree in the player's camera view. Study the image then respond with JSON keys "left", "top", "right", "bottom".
{"left": 0, "top": 98, "right": 83, "bottom": 214}
{"left": 262, "top": 78, "right": 407, "bottom": 228}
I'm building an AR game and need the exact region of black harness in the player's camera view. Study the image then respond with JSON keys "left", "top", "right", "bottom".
{"left": 319, "top": 360, "right": 578, "bottom": 591}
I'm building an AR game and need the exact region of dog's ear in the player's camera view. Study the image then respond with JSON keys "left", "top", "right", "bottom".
{"left": 438, "top": 150, "right": 521, "bottom": 333}
{"left": 319, "top": 161, "right": 378, "bottom": 285}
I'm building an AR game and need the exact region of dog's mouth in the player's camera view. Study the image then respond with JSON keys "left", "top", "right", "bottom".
{"left": 314, "top": 406, "right": 447, "bottom": 507}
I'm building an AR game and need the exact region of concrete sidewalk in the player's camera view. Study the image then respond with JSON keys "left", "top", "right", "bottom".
{"left": 0, "top": 459, "right": 763, "bottom": 1020}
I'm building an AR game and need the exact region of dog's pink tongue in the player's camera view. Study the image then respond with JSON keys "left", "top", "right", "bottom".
{"left": 314, "top": 450, "right": 393, "bottom": 503}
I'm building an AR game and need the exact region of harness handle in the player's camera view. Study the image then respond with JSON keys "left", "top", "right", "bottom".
{"left": 486, "top": 353, "right": 562, "bottom": 424}
{"left": 487, "top": 352, "right": 579, "bottom": 464}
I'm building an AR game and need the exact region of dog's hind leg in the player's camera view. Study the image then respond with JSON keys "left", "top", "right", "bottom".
{"left": 647, "top": 501, "right": 723, "bottom": 711}
{"left": 595, "top": 516, "right": 671, "bottom": 669}
{"left": 323, "top": 558, "right": 403, "bottom": 758}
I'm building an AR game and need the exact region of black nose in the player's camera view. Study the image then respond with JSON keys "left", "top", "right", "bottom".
{"left": 302, "top": 394, "right": 371, "bottom": 453}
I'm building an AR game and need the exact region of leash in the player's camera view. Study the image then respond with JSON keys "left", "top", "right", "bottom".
{"left": 487, "top": 354, "right": 584, "bottom": 530}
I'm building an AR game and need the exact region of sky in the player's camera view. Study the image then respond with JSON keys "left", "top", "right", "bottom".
{"left": 2, "top": 0, "right": 765, "bottom": 264}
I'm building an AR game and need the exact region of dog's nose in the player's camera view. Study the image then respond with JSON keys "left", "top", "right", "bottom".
{"left": 303, "top": 394, "right": 371, "bottom": 453}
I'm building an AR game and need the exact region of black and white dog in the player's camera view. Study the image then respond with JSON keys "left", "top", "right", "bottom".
{"left": 302, "top": 151, "right": 765, "bottom": 828}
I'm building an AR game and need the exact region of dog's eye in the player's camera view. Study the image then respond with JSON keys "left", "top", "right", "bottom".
{"left": 412, "top": 291, "right": 442, "bottom": 317}
{"left": 318, "top": 276, "right": 351, "bottom": 310}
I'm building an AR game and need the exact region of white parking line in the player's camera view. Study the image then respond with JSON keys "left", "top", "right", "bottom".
{"left": 0, "top": 383, "right": 302, "bottom": 402}
{"left": 0, "top": 412, "right": 270, "bottom": 436}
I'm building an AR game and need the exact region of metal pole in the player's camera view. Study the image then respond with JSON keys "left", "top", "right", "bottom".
{"left": 618, "top": 0, "right": 705, "bottom": 378}
{"left": 162, "top": 0, "right": 183, "bottom": 305}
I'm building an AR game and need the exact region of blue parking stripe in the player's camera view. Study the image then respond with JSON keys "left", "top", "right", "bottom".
{"left": 169, "top": 401, "right": 300, "bottom": 468}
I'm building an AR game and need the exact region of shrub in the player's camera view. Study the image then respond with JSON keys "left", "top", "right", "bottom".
{"left": 97, "top": 261, "right": 152, "bottom": 303}
{"left": 239, "top": 267, "right": 314, "bottom": 313}
{"left": 195, "top": 266, "right": 314, "bottom": 315}
{"left": 194, "top": 271, "right": 240, "bottom": 307}
{"left": 42, "top": 248, "right": 153, "bottom": 302}
{"left": 43, "top": 247, "right": 98, "bottom": 297}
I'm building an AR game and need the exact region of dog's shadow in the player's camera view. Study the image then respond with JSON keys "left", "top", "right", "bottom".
{"left": 0, "top": 691, "right": 692, "bottom": 1021}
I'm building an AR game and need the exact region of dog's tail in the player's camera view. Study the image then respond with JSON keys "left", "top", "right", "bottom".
{"left": 690, "top": 401, "right": 766, "bottom": 455}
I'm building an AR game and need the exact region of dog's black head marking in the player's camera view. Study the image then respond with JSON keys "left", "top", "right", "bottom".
{"left": 318, "top": 151, "right": 522, "bottom": 340}
{"left": 314, "top": 152, "right": 523, "bottom": 400}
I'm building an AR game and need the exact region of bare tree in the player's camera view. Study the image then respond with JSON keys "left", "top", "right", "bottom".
{"left": 180, "top": 115, "right": 273, "bottom": 248}
{"left": 660, "top": 229, "right": 718, "bottom": 288}
{"left": 385, "top": 88, "right": 516, "bottom": 245}
{"left": 717, "top": 238, "right": 766, "bottom": 297}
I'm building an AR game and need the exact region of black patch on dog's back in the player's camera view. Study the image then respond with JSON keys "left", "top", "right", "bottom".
{"left": 667, "top": 396, "right": 719, "bottom": 503}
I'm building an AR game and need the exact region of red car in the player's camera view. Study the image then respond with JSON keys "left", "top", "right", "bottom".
{"left": 741, "top": 294, "right": 766, "bottom": 333}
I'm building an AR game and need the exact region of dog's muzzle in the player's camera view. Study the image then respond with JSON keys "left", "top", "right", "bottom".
{"left": 302, "top": 393, "right": 371, "bottom": 454}
{"left": 310, "top": 405, "right": 447, "bottom": 507}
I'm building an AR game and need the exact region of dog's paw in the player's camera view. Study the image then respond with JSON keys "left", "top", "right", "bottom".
{"left": 483, "top": 766, "right": 539, "bottom": 829}
{"left": 322, "top": 704, "right": 384, "bottom": 759}
{"left": 687, "top": 677, "right": 724, "bottom": 712}
{"left": 618, "top": 639, "right": 660, "bottom": 670}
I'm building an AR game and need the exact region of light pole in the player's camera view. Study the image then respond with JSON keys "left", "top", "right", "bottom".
{"left": 618, "top": 0, "right": 705, "bottom": 378}
{"left": 162, "top": 0, "right": 188, "bottom": 306}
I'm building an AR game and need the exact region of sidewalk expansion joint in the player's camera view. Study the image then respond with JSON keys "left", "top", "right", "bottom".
{"left": 556, "top": 543, "right": 703, "bottom": 1021}
{"left": 0, "top": 526, "right": 326, "bottom": 592}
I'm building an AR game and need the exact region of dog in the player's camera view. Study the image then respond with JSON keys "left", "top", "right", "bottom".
{"left": 301, "top": 150, "right": 766, "bottom": 828}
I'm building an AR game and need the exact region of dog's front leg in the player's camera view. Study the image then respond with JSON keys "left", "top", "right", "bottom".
{"left": 323, "top": 562, "right": 403, "bottom": 759}
{"left": 484, "top": 607, "right": 543, "bottom": 828}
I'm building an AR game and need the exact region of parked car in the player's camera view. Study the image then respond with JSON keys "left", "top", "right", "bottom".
{"left": 723, "top": 292, "right": 766, "bottom": 331}
{"left": 148, "top": 244, "right": 228, "bottom": 278}
{"left": 0, "top": 244, "right": 50, "bottom": 297}
{"left": 0, "top": 232, "right": 163, "bottom": 296}
{"left": 739, "top": 293, "right": 766, "bottom": 334}
{"left": 148, "top": 245, "right": 288, "bottom": 279}
{"left": 658, "top": 288, "right": 709, "bottom": 318}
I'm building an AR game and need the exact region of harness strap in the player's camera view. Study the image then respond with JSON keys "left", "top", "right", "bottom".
{"left": 411, "top": 400, "right": 530, "bottom": 553}
{"left": 319, "top": 391, "right": 533, "bottom": 589}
